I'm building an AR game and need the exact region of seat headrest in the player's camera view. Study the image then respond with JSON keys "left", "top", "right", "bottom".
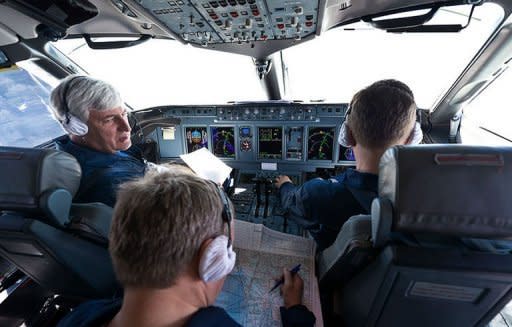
{"left": 378, "top": 145, "right": 512, "bottom": 238}
{"left": 0, "top": 146, "right": 81, "bottom": 226}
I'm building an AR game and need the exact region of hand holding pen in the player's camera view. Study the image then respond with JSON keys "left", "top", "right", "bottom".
{"left": 269, "top": 264, "right": 301, "bottom": 293}
{"left": 270, "top": 264, "right": 304, "bottom": 309}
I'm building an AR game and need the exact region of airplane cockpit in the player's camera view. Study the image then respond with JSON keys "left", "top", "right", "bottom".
{"left": 2, "top": 0, "right": 512, "bottom": 326}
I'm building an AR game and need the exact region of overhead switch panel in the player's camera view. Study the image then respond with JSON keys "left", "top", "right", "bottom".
{"left": 134, "top": 0, "right": 319, "bottom": 46}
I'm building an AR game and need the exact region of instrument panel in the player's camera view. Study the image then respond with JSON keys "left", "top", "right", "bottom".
{"left": 155, "top": 102, "right": 354, "bottom": 173}
{"left": 149, "top": 102, "right": 354, "bottom": 235}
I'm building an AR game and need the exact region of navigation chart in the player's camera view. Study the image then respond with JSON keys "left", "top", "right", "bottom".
{"left": 216, "top": 220, "right": 322, "bottom": 327}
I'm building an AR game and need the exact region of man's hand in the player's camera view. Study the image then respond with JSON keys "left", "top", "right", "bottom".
{"left": 274, "top": 175, "right": 292, "bottom": 189}
{"left": 281, "top": 268, "right": 303, "bottom": 308}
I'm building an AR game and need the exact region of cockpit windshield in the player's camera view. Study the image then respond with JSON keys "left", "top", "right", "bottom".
{"left": 52, "top": 3, "right": 503, "bottom": 109}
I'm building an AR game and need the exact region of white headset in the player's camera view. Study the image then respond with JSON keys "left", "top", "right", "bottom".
{"left": 198, "top": 183, "right": 237, "bottom": 282}
{"left": 60, "top": 76, "right": 89, "bottom": 136}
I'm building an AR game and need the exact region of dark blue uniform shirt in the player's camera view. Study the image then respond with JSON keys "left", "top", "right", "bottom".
{"left": 279, "top": 169, "right": 378, "bottom": 251}
{"left": 56, "top": 298, "right": 315, "bottom": 327}
{"left": 57, "top": 137, "right": 146, "bottom": 207}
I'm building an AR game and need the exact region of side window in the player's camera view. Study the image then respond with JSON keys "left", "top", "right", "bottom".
{"left": 0, "top": 61, "right": 63, "bottom": 147}
{"left": 461, "top": 67, "right": 512, "bottom": 145}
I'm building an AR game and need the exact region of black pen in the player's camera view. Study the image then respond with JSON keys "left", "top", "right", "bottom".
{"left": 269, "top": 264, "right": 301, "bottom": 293}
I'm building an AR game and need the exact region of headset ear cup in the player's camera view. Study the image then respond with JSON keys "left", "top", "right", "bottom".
{"left": 338, "top": 122, "right": 355, "bottom": 147}
{"left": 62, "top": 115, "right": 88, "bottom": 136}
{"left": 407, "top": 122, "right": 423, "bottom": 145}
{"left": 199, "top": 235, "right": 236, "bottom": 282}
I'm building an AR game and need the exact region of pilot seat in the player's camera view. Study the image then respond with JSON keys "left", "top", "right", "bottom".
{"left": 318, "top": 145, "right": 512, "bottom": 327}
{"left": 0, "top": 146, "right": 118, "bottom": 302}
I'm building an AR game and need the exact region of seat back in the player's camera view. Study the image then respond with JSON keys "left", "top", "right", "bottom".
{"left": 0, "top": 146, "right": 118, "bottom": 298}
{"left": 338, "top": 145, "right": 512, "bottom": 327}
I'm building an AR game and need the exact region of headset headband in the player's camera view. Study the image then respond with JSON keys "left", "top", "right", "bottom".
{"left": 61, "top": 76, "right": 85, "bottom": 123}
{"left": 211, "top": 182, "right": 233, "bottom": 248}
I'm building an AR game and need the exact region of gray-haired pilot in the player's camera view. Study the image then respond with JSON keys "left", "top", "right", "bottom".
{"left": 49, "top": 75, "right": 146, "bottom": 207}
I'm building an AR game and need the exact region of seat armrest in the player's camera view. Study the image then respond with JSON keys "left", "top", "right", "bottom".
{"left": 317, "top": 215, "right": 372, "bottom": 286}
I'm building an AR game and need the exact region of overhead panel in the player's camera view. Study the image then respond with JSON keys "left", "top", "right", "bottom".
{"left": 134, "top": 0, "right": 318, "bottom": 46}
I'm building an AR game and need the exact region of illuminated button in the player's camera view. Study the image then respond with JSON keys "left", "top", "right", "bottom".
{"left": 230, "top": 11, "right": 239, "bottom": 17}
{"left": 305, "top": 21, "right": 313, "bottom": 27}
{"left": 252, "top": 9, "right": 260, "bottom": 16}
{"left": 277, "top": 23, "right": 285, "bottom": 29}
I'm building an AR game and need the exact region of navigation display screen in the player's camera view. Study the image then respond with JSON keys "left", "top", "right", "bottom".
{"left": 211, "top": 126, "right": 236, "bottom": 158}
{"left": 185, "top": 127, "right": 208, "bottom": 153}
{"left": 307, "top": 127, "right": 335, "bottom": 161}
{"left": 258, "top": 127, "right": 282, "bottom": 160}
{"left": 339, "top": 145, "right": 356, "bottom": 161}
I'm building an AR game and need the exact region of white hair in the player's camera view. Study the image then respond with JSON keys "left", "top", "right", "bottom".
{"left": 49, "top": 75, "right": 124, "bottom": 124}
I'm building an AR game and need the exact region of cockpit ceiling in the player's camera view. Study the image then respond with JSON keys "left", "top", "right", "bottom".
{"left": 112, "top": 0, "right": 473, "bottom": 56}
{"left": 1, "top": 0, "right": 508, "bottom": 57}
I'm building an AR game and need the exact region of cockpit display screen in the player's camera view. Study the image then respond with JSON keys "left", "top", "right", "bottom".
{"left": 185, "top": 127, "right": 208, "bottom": 153}
{"left": 258, "top": 127, "right": 282, "bottom": 160}
{"left": 307, "top": 127, "right": 335, "bottom": 161}
{"left": 211, "top": 126, "right": 236, "bottom": 158}
{"left": 339, "top": 145, "right": 356, "bottom": 162}
{"left": 285, "top": 126, "right": 303, "bottom": 160}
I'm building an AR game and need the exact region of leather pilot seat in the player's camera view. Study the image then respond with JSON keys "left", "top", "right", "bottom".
{"left": 318, "top": 145, "right": 512, "bottom": 327}
{"left": 0, "top": 146, "right": 118, "bottom": 298}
